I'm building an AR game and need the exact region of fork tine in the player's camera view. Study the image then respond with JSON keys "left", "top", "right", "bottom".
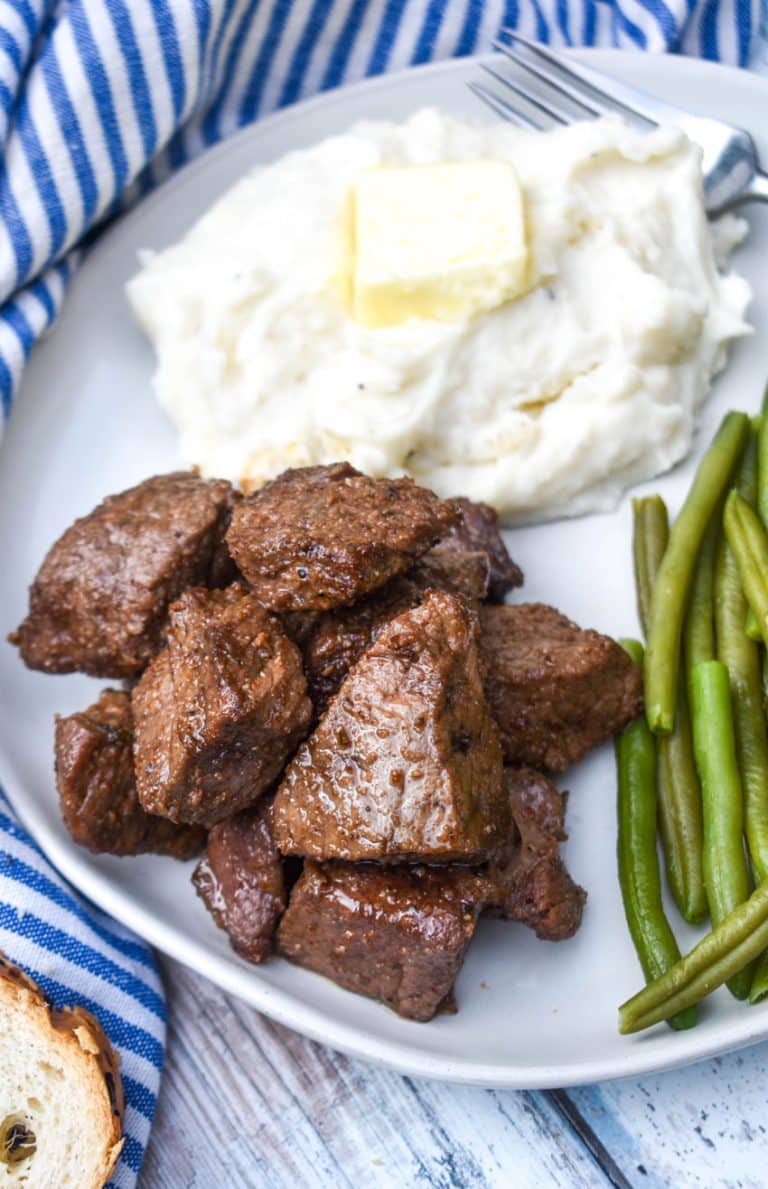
{"left": 467, "top": 81, "right": 544, "bottom": 130}
{"left": 481, "top": 63, "right": 568, "bottom": 126}
{"left": 497, "top": 30, "right": 657, "bottom": 127}
{"left": 493, "top": 38, "right": 602, "bottom": 118}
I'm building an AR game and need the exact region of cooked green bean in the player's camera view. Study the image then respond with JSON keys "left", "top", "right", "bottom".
{"left": 757, "top": 392, "right": 768, "bottom": 526}
{"left": 619, "top": 877, "right": 768, "bottom": 1033}
{"left": 716, "top": 541, "right": 768, "bottom": 886}
{"left": 745, "top": 409, "right": 768, "bottom": 642}
{"left": 690, "top": 660, "right": 754, "bottom": 999}
{"left": 724, "top": 491, "right": 768, "bottom": 649}
{"left": 684, "top": 517, "right": 719, "bottom": 678}
{"left": 645, "top": 412, "right": 750, "bottom": 734}
{"left": 615, "top": 640, "right": 698, "bottom": 1030}
{"left": 632, "top": 497, "right": 669, "bottom": 636}
{"left": 631, "top": 496, "right": 706, "bottom": 923}
{"left": 733, "top": 421, "right": 756, "bottom": 516}
{"left": 749, "top": 949, "right": 768, "bottom": 1004}
{"left": 657, "top": 692, "right": 707, "bottom": 924}
{"left": 620, "top": 639, "right": 645, "bottom": 671}
{"left": 716, "top": 431, "right": 768, "bottom": 886}
{"left": 745, "top": 610, "right": 761, "bottom": 641}
{"left": 724, "top": 431, "right": 768, "bottom": 987}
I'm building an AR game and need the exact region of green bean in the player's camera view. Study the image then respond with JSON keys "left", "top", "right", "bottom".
{"left": 715, "top": 431, "right": 768, "bottom": 886}
{"left": 619, "top": 636, "right": 645, "bottom": 676}
{"left": 729, "top": 415, "right": 757, "bottom": 521}
{"left": 724, "top": 491, "right": 768, "bottom": 649}
{"left": 656, "top": 692, "right": 707, "bottom": 924}
{"left": 632, "top": 497, "right": 669, "bottom": 636}
{"left": 716, "top": 541, "right": 768, "bottom": 886}
{"left": 683, "top": 516, "right": 719, "bottom": 692}
{"left": 745, "top": 610, "right": 761, "bottom": 641}
{"left": 732, "top": 420, "right": 757, "bottom": 505}
{"left": 631, "top": 495, "right": 706, "bottom": 922}
{"left": 723, "top": 432, "right": 768, "bottom": 983}
{"left": 690, "top": 660, "right": 754, "bottom": 999}
{"left": 645, "top": 412, "right": 750, "bottom": 734}
{"left": 619, "top": 877, "right": 768, "bottom": 1033}
{"left": 746, "top": 406, "right": 768, "bottom": 641}
{"left": 615, "top": 640, "right": 697, "bottom": 1030}
{"left": 757, "top": 392, "right": 768, "bottom": 526}
{"left": 749, "top": 949, "right": 768, "bottom": 1004}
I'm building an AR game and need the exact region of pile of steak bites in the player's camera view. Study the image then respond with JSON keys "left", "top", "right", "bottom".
{"left": 11, "top": 463, "right": 642, "bottom": 1022}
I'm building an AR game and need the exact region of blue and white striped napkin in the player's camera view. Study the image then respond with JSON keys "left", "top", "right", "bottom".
{"left": 1, "top": 2, "right": 768, "bottom": 1185}
{"left": 0, "top": 791, "right": 163, "bottom": 1188}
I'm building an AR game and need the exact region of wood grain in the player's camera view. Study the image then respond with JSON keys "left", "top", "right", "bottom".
{"left": 141, "top": 958, "right": 608, "bottom": 1189}
{"left": 142, "top": 958, "right": 768, "bottom": 1188}
{"left": 570, "top": 1047, "right": 768, "bottom": 1189}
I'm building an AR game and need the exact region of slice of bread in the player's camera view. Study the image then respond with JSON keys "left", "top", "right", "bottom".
{"left": 0, "top": 952, "right": 124, "bottom": 1188}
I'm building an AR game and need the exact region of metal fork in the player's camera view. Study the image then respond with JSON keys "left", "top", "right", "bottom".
{"left": 469, "top": 32, "right": 768, "bottom": 216}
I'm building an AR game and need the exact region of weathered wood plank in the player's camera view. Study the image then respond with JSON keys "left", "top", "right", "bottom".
{"left": 141, "top": 958, "right": 768, "bottom": 1189}
{"left": 568, "top": 1043, "right": 768, "bottom": 1189}
{"left": 141, "top": 958, "right": 609, "bottom": 1189}
{"left": 545, "top": 1091, "right": 635, "bottom": 1189}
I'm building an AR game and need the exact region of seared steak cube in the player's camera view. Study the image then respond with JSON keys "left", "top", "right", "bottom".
{"left": 55, "top": 689, "right": 204, "bottom": 858}
{"left": 225, "top": 462, "right": 458, "bottom": 611}
{"left": 133, "top": 585, "right": 312, "bottom": 826}
{"left": 193, "top": 801, "right": 286, "bottom": 963}
{"left": 436, "top": 497, "right": 522, "bottom": 602}
{"left": 485, "top": 768, "right": 586, "bottom": 941}
{"left": 278, "top": 767, "right": 585, "bottom": 1020}
{"left": 300, "top": 548, "right": 491, "bottom": 716}
{"left": 298, "top": 594, "right": 403, "bottom": 722}
{"left": 407, "top": 549, "right": 491, "bottom": 601}
{"left": 480, "top": 603, "right": 643, "bottom": 772}
{"left": 11, "top": 472, "right": 238, "bottom": 678}
{"left": 278, "top": 861, "right": 483, "bottom": 1021}
{"left": 272, "top": 591, "right": 506, "bottom": 863}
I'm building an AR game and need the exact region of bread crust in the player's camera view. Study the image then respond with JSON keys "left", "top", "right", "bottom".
{"left": 0, "top": 952, "right": 124, "bottom": 1187}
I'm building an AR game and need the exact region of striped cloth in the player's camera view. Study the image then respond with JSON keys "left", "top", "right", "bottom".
{"left": 0, "top": 0, "right": 765, "bottom": 415}
{"left": 0, "top": 791, "right": 164, "bottom": 1188}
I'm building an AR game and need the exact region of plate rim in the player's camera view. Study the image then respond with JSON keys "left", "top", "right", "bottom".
{"left": 4, "top": 48, "right": 768, "bottom": 1089}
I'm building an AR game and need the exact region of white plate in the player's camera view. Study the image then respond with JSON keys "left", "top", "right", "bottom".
{"left": 2, "top": 51, "right": 767, "bottom": 1089}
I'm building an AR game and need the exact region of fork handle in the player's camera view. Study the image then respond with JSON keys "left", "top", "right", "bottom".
{"left": 713, "top": 168, "right": 768, "bottom": 217}
{"left": 738, "top": 169, "right": 768, "bottom": 208}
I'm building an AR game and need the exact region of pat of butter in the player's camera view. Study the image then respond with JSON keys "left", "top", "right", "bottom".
{"left": 351, "top": 161, "right": 528, "bottom": 327}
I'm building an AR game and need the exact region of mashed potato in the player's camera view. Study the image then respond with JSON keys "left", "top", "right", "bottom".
{"left": 128, "top": 109, "right": 751, "bottom": 521}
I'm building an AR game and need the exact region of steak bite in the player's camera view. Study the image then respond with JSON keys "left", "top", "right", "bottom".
{"left": 193, "top": 800, "right": 286, "bottom": 963}
{"left": 272, "top": 590, "right": 507, "bottom": 863}
{"left": 225, "top": 462, "right": 458, "bottom": 612}
{"left": 479, "top": 603, "right": 643, "bottom": 772}
{"left": 11, "top": 472, "right": 238, "bottom": 679}
{"left": 436, "top": 497, "right": 523, "bottom": 602}
{"left": 278, "top": 860, "right": 483, "bottom": 1021}
{"left": 54, "top": 689, "right": 204, "bottom": 858}
{"left": 408, "top": 549, "right": 491, "bottom": 602}
{"left": 300, "top": 548, "right": 491, "bottom": 716}
{"left": 132, "top": 585, "right": 312, "bottom": 827}
{"left": 278, "top": 768, "right": 585, "bottom": 1020}
{"left": 485, "top": 768, "right": 586, "bottom": 941}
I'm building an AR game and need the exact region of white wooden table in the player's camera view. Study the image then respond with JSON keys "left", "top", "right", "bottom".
{"left": 141, "top": 956, "right": 768, "bottom": 1187}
